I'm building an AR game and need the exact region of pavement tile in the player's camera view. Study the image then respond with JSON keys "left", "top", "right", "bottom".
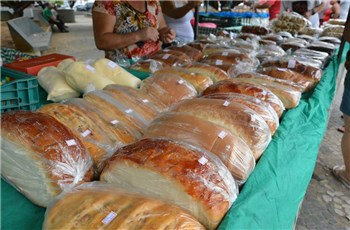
{"left": 334, "top": 197, "right": 343, "bottom": 204}
{"left": 334, "top": 208, "right": 345, "bottom": 217}
{"left": 327, "top": 191, "right": 336, "bottom": 197}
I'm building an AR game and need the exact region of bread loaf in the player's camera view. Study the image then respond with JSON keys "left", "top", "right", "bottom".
{"left": 130, "top": 59, "right": 169, "bottom": 73}
{"left": 102, "top": 85, "right": 159, "bottom": 123}
{"left": 43, "top": 182, "right": 205, "bottom": 230}
{"left": 169, "top": 98, "right": 271, "bottom": 159}
{"left": 83, "top": 90, "right": 147, "bottom": 138}
{"left": 166, "top": 45, "right": 203, "bottom": 61}
{"left": 241, "top": 25, "right": 269, "bottom": 35}
{"left": 261, "top": 34, "right": 284, "bottom": 43}
{"left": 143, "top": 112, "right": 256, "bottom": 183}
{"left": 64, "top": 98, "right": 137, "bottom": 145}
{"left": 38, "top": 103, "right": 121, "bottom": 172}
{"left": 204, "top": 52, "right": 259, "bottom": 66}
{"left": 182, "top": 63, "right": 230, "bottom": 82}
{"left": 307, "top": 41, "right": 336, "bottom": 55}
{"left": 151, "top": 50, "right": 192, "bottom": 66}
{"left": 139, "top": 73, "right": 197, "bottom": 111}
{"left": 228, "top": 78, "right": 301, "bottom": 109}
{"left": 202, "top": 80, "right": 285, "bottom": 117}
{"left": 1, "top": 111, "right": 94, "bottom": 207}
{"left": 257, "top": 67, "right": 315, "bottom": 92}
{"left": 101, "top": 138, "right": 238, "bottom": 230}
{"left": 202, "top": 93, "right": 279, "bottom": 135}
{"left": 152, "top": 67, "right": 213, "bottom": 93}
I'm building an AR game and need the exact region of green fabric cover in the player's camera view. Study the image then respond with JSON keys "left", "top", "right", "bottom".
{"left": 1, "top": 45, "right": 348, "bottom": 229}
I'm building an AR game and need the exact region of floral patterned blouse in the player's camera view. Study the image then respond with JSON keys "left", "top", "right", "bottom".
{"left": 93, "top": 0, "right": 162, "bottom": 61}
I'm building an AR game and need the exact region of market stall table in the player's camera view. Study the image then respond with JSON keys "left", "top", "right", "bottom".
{"left": 1, "top": 45, "right": 349, "bottom": 229}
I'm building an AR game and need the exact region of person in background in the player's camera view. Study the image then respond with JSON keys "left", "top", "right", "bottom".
{"left": 160, "top": 0, "right": 202, "bottom": 43}
{"left": 282, "top": 0, "right": 325, "bottom": 28}
{"left": 319, "top": 0, "right": 330, "bottom": 24}
{"left": 333, "top": 50, "right": 350, "bottom": 190}
{"left": 92, "top": 0, "right": 176, "bottom": 62}
{"left": 330, "top": 0, "right": 350, "bottom": 19}
{"left": 43, "top": 2, "right": 69, "bottom": 33}
{"left": 254, "top": 0, "right": 281, "bottom": 20}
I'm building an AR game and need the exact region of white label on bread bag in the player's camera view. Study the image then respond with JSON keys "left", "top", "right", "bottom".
{"left": 223, "top": 100, "right": 230, "bottom": 106}
{"left": 215, "top": 60, "right": 223, "bottom": 65}
{"left": 162, "top": 54, "right": 171, "bottom": 60}
{"left": 218, "top": 131, "right": 227, "bottom": 139}
{"left": 198, "top": 156, "right": 208, "bottom": 165}
{"left": 66, "top": 139, "right": 77, "bottom": 146}
{"left": 81, "top": 130, "right": 91, "bottom": 137}
{"left": 125, "top": 109, "right": 133, "bottom": 114}
{"left": 222, "top": 51, "right": 229, "bottom": 56}
{"left": 102, "top": 211, "right": 117, "bottom": 225}
{"left": 108, "top": 61, "right": 118, "bottom": 69}
{"left": 142, "top": 99, "right": 149, "bottom": 103}
{"left": 288, "top": 59, "right": 296, "bottom": 68}
{"left": 86, "top": 65, "right": 95, "bottom": 72}
{"left": 277, "top": 67, "right": 287, "bottom": 72}
{"left": 110, "top": 119, "right": 119, "bottom": 125}
{"left": 177, "top": 79, "right": 185, "bottom": 85}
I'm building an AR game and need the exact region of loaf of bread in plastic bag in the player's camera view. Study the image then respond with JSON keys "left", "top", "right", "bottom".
{"left": 169, "top": 98, "right": 271, "bottom": 159}
{"left": 202, "top": 80, "right": 285, "bottom": 118}
{"left": 228, "top": 77, "right": 301, "bottom": 109}
{"left": 1, "top": 111, "right": 94, "bottom": 207}
{"left": 166, "top": 45, "right": 204, "bottom": 61}
{"left": 257, "top": 67, "right": 316, "bottom": 92}
{"left": 202, "top": 92, "right": 279, "bottom": 135}
{"left": 100, "top": 138, "right": 238, "bottom": 230}
{"left": 139, "top": 73, "right": 197, "bottom": 111}
{"left": 43, "top": 182, "right": 205, "bottom": 230}
{"left": 39, "top": 103, "right": 123, "bottom": 173}
{"left": 152, "top": 67, "right": 213, "bottom": 93}
{"left": 130, "top": 59, "right": 169, "bottom": 73}
{"left": 151, "top": 50, "right": 192, "bottom": 67}
{"left": 143, "top": 112, "right": 256, "bottom": 183}
{"left": 83, "top": 90, "right": 148, "bottom": 138}
{"left": 92, "top": 58, "right": 141, "bottom": 88}
{"left": 37, "top": 66, "right": 80, "bottom": 102}
{"left": 241, "top": 25, "right": 269, "bottom": 35}
{"left": 182, "top": 63, "right": 230, "bottom": 82}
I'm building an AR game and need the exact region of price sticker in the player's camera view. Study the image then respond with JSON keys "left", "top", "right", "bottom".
{"left": 218, "top": 131, "right": 227, "bottom": 139}
{"left": 102, "top": 211, "right": 117, "bottom": 225}
{"left": 142, "top": 99, "right": 149, "bottom": 103}
{"left": 110, "top": 120, "right": 119, "bottom": 125}
{"left": 223, "top": 100, "right": 230, "bottom": 107}
{"left": 81, "top": 130, "right": 91, "bottom": 137}
{"left": 125, "top": 109, "right": 133, "bottom": 114}
{"left": 222, "top": 51, "right": 229, "bottom": 56}
{"left": 288, "top": 59, "right": 296, "bottom": 68}
{"left": 86, "top": 65, "right": 95, "bottom": 72}
{"left": 215, "top": 60, "right": 223, "bottom": 65}
{"left": 66, "top": 139, "right": 77, "bottom": 146}
{"left": 198, "top": 156, "right": 208, "bottom": 165}
{"left": 108, "top": 61, "right": 118, "bottom": 69}
{"left": 162, "top": 54, "right": 171, "bottom": 60}
{"left": 177, "top": 79, "right": 185, "bottom": 85}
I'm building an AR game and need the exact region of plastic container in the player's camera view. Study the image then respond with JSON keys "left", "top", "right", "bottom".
{"left": 1, "top": 67, "right": 48, "bottom": 113}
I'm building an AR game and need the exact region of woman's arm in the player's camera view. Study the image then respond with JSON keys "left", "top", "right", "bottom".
{"left": 157, "top": 10, "right": 176, "bottom": 43}
{"left": 92, "top": 11, "right": 159, "bottom": 51}
{"left": 160, "top": 0, "right": 201, "bottom": 19}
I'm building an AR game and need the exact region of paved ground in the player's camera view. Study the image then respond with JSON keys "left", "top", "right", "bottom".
{"left": 1, "top": 13, "right": 349, "bottom": 229}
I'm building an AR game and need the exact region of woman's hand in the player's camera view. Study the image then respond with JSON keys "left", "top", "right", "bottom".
{"left": 159, "top": 27, "right": 176, "bottom": 44}
{"left": 138, "top": 27, "right": 159, "bottom": 42}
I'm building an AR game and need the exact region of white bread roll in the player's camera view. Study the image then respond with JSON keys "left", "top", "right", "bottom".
{"left": 1, "top": 111, "right": 94, "bottom": 207}
{"left": 101, "top": 138, "right": 238, "bottom": 230}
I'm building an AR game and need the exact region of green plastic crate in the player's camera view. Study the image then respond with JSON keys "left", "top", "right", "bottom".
{"left": 125, "top": 68, "right": 151, "bottom": 80}
{"left": 1, "top": 67, "right": 47, "bottom": 113}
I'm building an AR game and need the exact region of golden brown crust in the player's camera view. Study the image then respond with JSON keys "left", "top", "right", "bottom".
{"left": 166, "top": 45, "right": 204, "bottom": 61}
{"left": 143, "top": 112, "right": 255, "bottom": 182}
{"left": 102, "top": 138, "right": 236, "bottom": 229}
{"left": 44, "top": 186, "right": 205, "bottom": 230}
{"left": 182, "top": 63, "right": 229, "bottom": 82}
{"left": 129, "top": 59, "right": 169, "bottom": 73}
{"left": 151, "top": 50, "right": 192, "bottom": 66}
{"left": 1, "top": 111, "right": 94, "bottom": 204}
{"left": 201, "top": 80, "right": 285, "bottom": 117}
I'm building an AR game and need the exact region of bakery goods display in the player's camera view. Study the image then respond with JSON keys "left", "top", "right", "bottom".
{"left": 182, "top": 63, "right": 230, "bottom": 82}
{"left": 43, "top": 182, "right": 205, "bottom": 230}
{"left": 129, "top": 59, "right": 168, "bottom": 73}
{"left": 166, "top": 45, "right": 204, "bottom": 61}
{"left": 241, "top": 25, "right": 269, "bottom": 35}
{"left": 143, "top": 112, "right": 256, "bottom": 183}
{"left": 101, "top": 138, "right": 238, "bottom": 230}
{"left": 1, "top": 111, "right": 94, "bottom": 207}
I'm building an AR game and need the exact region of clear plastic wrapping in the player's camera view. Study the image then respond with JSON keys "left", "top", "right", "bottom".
{"left": 271, "top": 12, "right": 310, "bottom": 34}
{"left": 182, "top": 62, "right": 230, "bottom": 83}
{"left": 318, "top": 36, "right": 341, "bottom": 45}
{"left": 169, "top": 98, "right": 272, "bottom": 159}
{"left": 257, "top": 67, "right": 316, "bottom": 92}
{"left": 226, "top": 61, "right": 259, "bottom": 77}
{"left": 129, "top": 59, "right": 168, "bottom": 73}
{"left": 261, "top": 34, "right": 284, "bottom": 44}
{"left": 280, "top": 38, "right": 308, "bottom": 52}
{"left": 298, "top": 27, "right": 323, "bottom": 36}
{"left": 256, "top": 45, "right": 286, "bottom": 63}
{"left": 37, "top": 66, "right": 80, "bottom": 102}
{"left": 38, "top": 103, "right": 123, "bottom": 173}
{"left": 201, "top": 92, "right": 279, "bottom": 135}
{"left": 241, "top": 25, "right": 269, "bottom": 35}
{"left": 293, "top": 48, "right": 329, "bottom": 68}
{"left": 139, "top": 72, "right": 197, "bottom": 111}
{"left": 226, "top": 77, "right": 301, "bottom": 109}
{"left": 143, "top": 112, "right": 256, "bottom": 183}
{"left": 237, "top": 33, "right": 261, "bottom": 41}
{"left": 307, "top": 41, "right": 336, "bottom": 55}
{"left": 83, "top": 90, "right": 148, "bottom": 138}
{"left": 43, "top": 181, "right": 205, "bottom": 230}
{"left": 321, "top": 25, "right": 344, "bottom": 39}
{"left": 259, "top": 39, "right": 277, "bottom": 46}
{"left": 166, "top": 45, "right": 204, "bottom": 61}
{"left": 152, "top": 67, "right": 213, "bottom": 93}
{"left": 1, "top": 111, "right": 94, "bottom": 207}
{"left": 202, "top": 53, "right": 259, "bottom": 72}
{"left": 101, "top": 138, "right": 238, "bottom": 230}
{"left": 151, "top": 50, "right": 192, "bottom": 67}
{"left": 276, "top": 31, "right": 293, "bottom": 39}
{"left": 296, "top": 34, "right": 317, "bottom": 43}
{"left": 261, "top": 57, "right": 322, "bottom": 84}
{"left": 201, "top": 80, "right": 285, "bottom": 118}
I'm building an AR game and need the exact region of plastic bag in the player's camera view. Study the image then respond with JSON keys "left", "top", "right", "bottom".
{"left": 139, "top": 72, "right": 197, "bottom": 111}
{"left": 166, "top": 45, "right": 203, "bottom": 61}
{"left": 280, "top": 38, "right": 309, "bottom": 52}
{"left": 226, "top": 61, "right": 259, "bottom": 77}
{"left": 307, "top": 41, "right": 336, "bottom": 55}
{"left": 256, "top": 44, "right": 286, "bottom": 63}
{"left": 169, "top": 98, "right": 272, "bottom": 159}
{"left": 261, "top": 34, "right": 284, "bottom": 44}
{"left": 150, "top": 50, "right": 192, "bottom": 67}
{"left": 294, "top": 48, "right": 329, "bottom": 67}
{"left": 37, "top": 66, "right": 80, "bottom": 102}
{"left": 1, "top": 111, "right": 94, "bottom": 207}
{"left": 43, "top": 181, "right": 205, "bottom": 230}
{"left": 182, "top": 62, "right": 230, "bottom": 82}
{"left": 143, "top": 112, "right": 256, "bottom": 184}
{"left": 130, "top": 59, "right": 168, "bottom": 73}
{"left": 201, "top": 80, "right": 285, "bottom": 118}
{"left": 321, "top": 25, "right": 344, "bottom": 39}
{"left": 241, "top": 25, "right": 269, "bottom": 35}
{"left": 318, "top": 36, "right": 341, "bottom": 45}
{"left": 101, "top": 138, "right": 238, "bottom": 230}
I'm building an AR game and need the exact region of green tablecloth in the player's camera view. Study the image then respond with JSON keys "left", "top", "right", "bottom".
{"left": 1, "top": 45, "right": 348, "bottom": 230}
